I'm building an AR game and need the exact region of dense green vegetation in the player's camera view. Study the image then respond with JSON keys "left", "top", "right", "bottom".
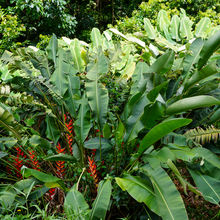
{"left": 0, "top": 1, "right": 220, "bottom": 219}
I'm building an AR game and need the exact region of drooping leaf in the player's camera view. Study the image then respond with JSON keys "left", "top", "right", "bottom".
{"left": 86, "top": 50, "right": 109, "bottom": 80}
{"left": 124, "top": 94, "right": 150, "bottom": 143}
{"left": 50, "top": 48, "right": 71, "bottom": 96}
{"left": 170, "top": 15, "right": 180, "bottom": 41}
{"left": 144, "top": 18, "right": 157, "bottom": 40}
{"left": 86, "top": 81, "right": 108, "bottom": 129}
{"left": 90, "top": 180, "right": 112, "bottom": 220}
{"left": 29, "top": 135, "right": 51, "bottom": 149}
{"left": 84, "top": 137, "right": 111, "bottom": 150}
{"left": 157, "top": 10, "right": 170, "bottom": 38}
{"left": 142, "top": 165, "right": 188, "bottom": 220}
{"left": 166, "top": 95, "right": 220, "bottom": 115}
{"left": 189, "top": 169, "right": 220, "bottom": 204}
{"left": 21, "top": 166, "right": 60, "bottom": 183}
{"left": 147, "top": 50, "right": 175, "bottom": 75}
{"left": 180, "top": 10, "right": 193, "bottom": 40}
{"left": 195, "top": 17, "right": 212, "bottom": 38}
{"left": 91, "top": 28, "right": 103, "bottom": 49}
{"left": 141, "top": 102, "right": 165, "bottom": 129}
{"left": 28, "top": 185, "right": 49, "bottom": 201}
{"left": 192, "top": 147, "right": 220, "bottom": 169}
{"left": 64, "top": 185, "right": 90, "bottom": 220}
{"left": 45, "top": 115, "right": 60, "bottom": 144}
{"left": 115, "top": 175, "right": 159, "bottom": 215}
{"left": 74, "top": 95, "right": 91, "bottom": 144}
{"left": 120, "top": 61, "right": 136, "bottom": 80}
{"left": 184, "top": 62, "right": 218, "bottom": 90}
{"left": 0, "top": 151, "right": 8, "bottom": 159}
{"left": 0, "top": 106, "right": 20, "bottom": 139}
{"left": 198, "top": 30, "right": 220, "bottom": 69}
{"left": 46, "top": 34, "right": 58, "bottom": 67}
{"left": 182, "top": 38, "right": 204, "bottom": 76}
{"left": 70, "top": 39, "right": 85, "bottom": 73}
{"left": 131, "top": 61, "right": 148, "bottom": 95}
{"left": 139, "top": 118, "right": 192, "bottom": 154}
{"left": 65, "top": 74, "right": 81, "bottom": 118}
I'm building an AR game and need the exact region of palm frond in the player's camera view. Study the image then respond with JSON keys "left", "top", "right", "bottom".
{"left": 184, "top": 125, "right": 220, "bottom": 144}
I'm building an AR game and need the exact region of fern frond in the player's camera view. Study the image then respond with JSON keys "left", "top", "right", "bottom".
{"left": 184, "top": 126, "right": 220, "bottom": 144}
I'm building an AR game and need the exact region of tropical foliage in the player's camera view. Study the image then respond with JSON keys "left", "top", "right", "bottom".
{"left": 0, "top": 11, "right": 220, "bottom": 218}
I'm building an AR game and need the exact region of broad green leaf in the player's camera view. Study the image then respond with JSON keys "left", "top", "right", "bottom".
{"left": 131, "top": 62, "right": 148, "bottom": 95}
{"left": 45, "top": 115, "right": 60, "bottom": 144}
{"left": 28, "top": 186, "right": 48, "bottom": 201}
{"left": 44, "top": 153, "right": 77, "bottom": 162}
{"left": 180, "top": 10, "right": 193, "bottom": 40}
{"left": 184, "top": 62, "right": 218, "bottom": 90}
{"left": 0, "top": 186, "right": 16, "bottom": 210}
{"left": 120, "top": 61, "right": 136, "bottom": 80}
{"left": 90, "top": 180, "right": 112, "bottom": 220}
{"left": 64, "top": 185, "right": 90, "bottom": 220}
{"left": 195, "top": 17, "right": 211, "bottom": 38}
{"left": 91, "top": 28, "right": 103, "bottom": 49}
{"left": 29, "top": 135, "right": 51, "bottom": 149}
{"left": 74, "top": 95, "right": 91, "bottom": 144}
{"left": 115, "top": 120, "right": 125, "bottom": 142}
{"left": 127, "top": 36, "right": 146, "bottom": 48}
{"left": 170, "top": 15, "right": 180, "bottom": 41}
{"left": 50, "top": 48, "right": 70, "bottom": 96}
{"left": 109, "top": 28, "right": 128, "bottom": 40}
{"left": 144, "top": 18, "right": 157, "bottom": 40}
{"left": 142, "top": 165, "right": 188, "bottom": 220}
{"left": 147, "top": 50, "right": 175, "bottom": 75}
{"left": 198, "top": 30, "right": 220, "bottom": 69}
{"left": 192, "top": 147, "right": 220, "bottom": 169}
{"left": 189, "top": 169, "right": 220, "bottom": 204}
{"left": 0, "top": 106, "right": 14, "bottom": 124}
{"left": 124, "top": 94, "right": 150, "bottom": 143}
{"left": 21, "top": 166, "right": 60, "bottom": 183}
{"left": 210, "top": 108, "right": 220, "bottom": 123}
{"left": 86, "top": 50, "right": 109, "bottom": 80}
{"left": 0, "top": 106, "right": 20, "bottom": 139}
{"left": 46, "top": 34, "right": 58, "bottom": 67}
{"left": 183, "top": 38, "right": 204, "bottom": 76}
{"left": 84, "top": 137, "right": 111, "bottom": 150}
{"left": 155, "top": 37, "right": 179, "bottom": 52}
{"left": 65, "top": 74, "right": 80, "bottom": 118}
{"left": 115, "top": 175, "right": 158, "bottom": 215}
{"left": 166, "top": 95, "right": 220, "bottom": 115}
{"left": 209, "top": 25, "right": 220, "bottom": 37}
{"left": 141, "top": 102, "right": 165, "bottom": 129}
{"left": 157, "top": 10, "right": 170, "bottom": 36}
{"left": 86, "top": 81, "right": 108, "bottom": 129}
{"left": 139, "top": 118, "right": 192, "bottom": 154}
{"left": 0, "top": 151, "right": 8, "bottom": 159}
{"left": 147, "top": 81, "right": 168, "bottom": 102}
{"left": 70, "top": 39, "right": 85, "bottom": 73}
{"left": 103, "top": 123, "right": 111, "bottom": 139}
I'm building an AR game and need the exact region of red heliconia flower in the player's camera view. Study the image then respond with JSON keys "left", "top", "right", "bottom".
{"left": 13, "top": 146, "right": 26, "bottom": 178}
{"left": 64, "top": 113, "right": 73, "bottom": 155}
{"left": 28, "top": 150, "right": 40, "bottom": 171}
{"left": 48, "top": 188, "right": 56, "bottom": 200}
{"left": 91, "top": 149, "right": 96, "bottom": 157}
{"left": 56, "top": 143, "right": 66, "bottom": 178}
{"left": 88, "top": 156, "right": 99, "bottom": 188}
{"left": 95, "top": 129, "right": 103, "bottom": 138}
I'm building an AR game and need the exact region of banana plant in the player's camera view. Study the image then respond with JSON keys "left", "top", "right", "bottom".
{"left": 0, "top": 26, "right": 219, "bottom": 220}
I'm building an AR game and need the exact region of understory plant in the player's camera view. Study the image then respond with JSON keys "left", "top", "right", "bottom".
{"left": 0, "top": 23, "right": 219, "bottom": 219}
